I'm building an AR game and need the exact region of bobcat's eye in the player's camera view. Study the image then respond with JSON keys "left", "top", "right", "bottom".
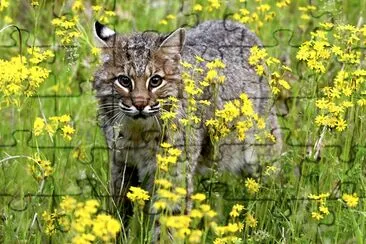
{"left": 116, "top": 75, "right": 132, "bottom": 88}
{"left": 149, "top": 75, "right": 163, "bottom": 88}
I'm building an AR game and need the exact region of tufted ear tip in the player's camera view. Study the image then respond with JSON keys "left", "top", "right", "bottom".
{"left": 94, "top": 21, "right": 116, "bottom": 45}
{"left": 159, "top": 28, "right": 186, "bottom": 54}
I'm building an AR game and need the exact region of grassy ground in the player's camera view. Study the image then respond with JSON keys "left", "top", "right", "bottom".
{"left": 0, "top": 0, "right": 365, "bottom": 243}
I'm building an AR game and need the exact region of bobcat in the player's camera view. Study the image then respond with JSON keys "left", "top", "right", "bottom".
{"left": 93, "top": 20, "right": 282, "bottom": 218}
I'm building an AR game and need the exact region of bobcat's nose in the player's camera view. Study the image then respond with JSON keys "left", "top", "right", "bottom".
{"left": 133, "top": 97, "right": 149, "bottom": 111}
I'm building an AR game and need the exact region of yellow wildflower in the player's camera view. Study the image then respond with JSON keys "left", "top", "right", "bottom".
{"left": 245, "top": 178, "right": 260, "bottom": 194}
{"left": 193, "top": 4, "right": 203, "bottom": 12}
{"left": 153, "top": 201, "right": 167, "bottom": 211}
{"left": 190, "top": 209, "right": 203, "bottom": 219}
{"left": 166, "top": 14, "right": 176, "bottom": 20}
{"left": 191, "top": 193, "right": 206, "bottom": 202}
{"left": 92, "top": 214, "right": 121, "bottom": 240}
{"left": 319, "top": 205, "right": 329, "bottom": 215}
{"left": 0, "top": 0, "right": 9, "bottom": 11}
{"left": 127, "top": 186, "right": 150, "bottom": 205}
{"left": 91, "top": 47, "right": 101, "bottom": 56}
{"left": 30, "top": 0, "right": 39, "bottom": 6}
{"left": 311, "top": 211, "right": 323, "bottom": 220}
{"left": 245, "top": 213, "right": 258, "bottom": 228}
{"left": 155, "top": 178, "right": 172, "bottom": 188}
{"left": 61, "top": 125, "right": 75, "bottom": 141}
{"left": 175, "top": 187, "right": 187, "bottom": 195}
{"left": 264, "top": 165, "right": 278, "bottom": 175}
{"left": 42, "top": 211, "right": 56, "bottom": 235}
{"left": 207, "top": 0, "right": 221, "bottom": 11}
{"left": 159, "top": 19, "right": 168, "bottom": 25}
{"left": 200, "top": 204, "right": 211, "bottom": 212}
{"left": 52, "top": 16, "right": 80, "bottom": 45}
{"left": 189, "top": 230, "right": 202, "bottom": 243}
{"left": 59, "top": 114, "right": 71, "bottom": 123}
{"left": 229, "top": 204, "right": 244, "bottom": 218}
{"left": 72, "top": 0, "right": 84, "bottom": 12}
{"left": 161, "top": 215, "right": 191, "bottom": 229}
{"left": 60, "top": 196, "right": 77, "bottom": 212}
{"left": 72, "top": 233, "right": 96, "bottom": 244}
{"left": 160, "top": 142, "right": 172, "bottom": 148}
{"left": 342, "top": 193, "right": 359, "bottom": 208}
{"left": 168, "top": 147, "right": 182, "bottom": 157}
{"left": 33, "top": 117, "right": 45, "bottom": 136}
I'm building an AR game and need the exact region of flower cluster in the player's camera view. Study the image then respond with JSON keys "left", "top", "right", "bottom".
{"left": 92, "top": 5, "right": 116, "bottom": 24}
{"left": 159, "top": 14, "right": 176, "bottom": 26}
{"left": 297, "top": 23, "right": 366, "bottom": 132}
{"left": 0, "top": 0, "right": 9, "bottom": 12}
{"left": 152, "top": 174, "right": 259, "bottom": 243}
{"left": 42, "top": 197, "right": 121, "bottom": 243}
{"left": 245, "top": 178, "right": 261, "bottom": 194}
{"left": 264, "top": 165, "right": 278, "bottom": 176}
{"left": 231, "top": 0, "right": 292, "bottom": 33}
{"left": 33, "top": 114, "right": 75, "bottom": 141}
{"left": 232, "top": 4, "right": 275, "bottom": 32}
{"left": 192, "top": 3, "right": 203, "bottom": 12}
{"left": 182, "top": 57, "right": 272, "bottom": 144}
{"left": 0, "top": 48, "right": 53, "bottom": 108}
{"left": 28, "top": 154, "right": 53, "bottom": 182}
{"left": 180, "top": 58, "right": 225, "bottom": 128}
{"left": 207, "top": 0, "right": 221, "bottom": 12}
{"left": 342, "top": 193, "right": 359, "bottom": 208}
{"left": 126, "top": 186, "right": 150, "bottom": 207}
{"left": 51, "top": 15, "right": 81, "bottom": 45}
{"left": 156, "top": 142, "right": 182, "bottom": 172}
{"left": 298, "top": 5, "right": 317, "bottom": 29}
{"left": 159, "top": 96, "right": 179, "bottom": 124}
{"left": 276, "top": 0, "right": 291, "bottom": 8}
{"left": 154, "top": 185, "right": 187, "bottom": 211}
{"left": 296, "top": 30, "right": 332, "bottom": 74}
{"left": 213, "top": 203, "right": 257, "bottom": 243}
{"left": 205, "top": 93, "right": 265, "bottom": 142}
{"left": 71, "top": 0, "right": 84, "bottom": 13}
{"left": 308, "top": 192, "right": 330, "bottom": 221}
{"left": 156, "top": 185, "right": 217, "bottom": 242}
{"left": 297, "top": 24, "right": 364, "bottom": 71}
{"left": 42, "top": 210, "right": 58, "bottom": 235}
{"left": 72, "top": 145, "right": 88, "bottom": 162}
{"left": 249, "top": 46, "right": 292, "bottom": 95}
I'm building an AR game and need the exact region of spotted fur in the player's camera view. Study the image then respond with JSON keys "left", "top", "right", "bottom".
{"left": 93, "top": 20, "right": 282, "bottom": 219}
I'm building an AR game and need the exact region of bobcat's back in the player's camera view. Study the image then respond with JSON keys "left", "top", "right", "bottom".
{"left": 182, "top": 21, "right": 281, "bottom": 174}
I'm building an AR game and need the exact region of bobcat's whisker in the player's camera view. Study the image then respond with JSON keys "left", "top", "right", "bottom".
{"left": 99, "top": 108, "right": 119, "bottom": 114}
{"left": 98, "top": 104, "right": 121, "bottom": 109}
{"left": 110, "top": 112, "right": 124, "bottom": 126}
{"left": 111, "top": 111, "right": 126, "bottom": 126}
{"left": 116, "top": 113, "right": 126, "bottom": 126}
{"left": 97, "top": 108, "right": 119, "bottom": 113}
{"left": 103, "top": 111, "right": 123, "bottom": 126}
{"left": 98, "top": 101, "right": 118, "bottom": 106}
{"left": 98, "top": 108, "right": 119, "bottom": 118}
{"left": 98, "top": 102, "right": 119, "bottom": 106}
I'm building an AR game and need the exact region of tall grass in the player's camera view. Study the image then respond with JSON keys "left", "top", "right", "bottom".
{"left": 0, "top": 0, "right": 365, "bottom": 243}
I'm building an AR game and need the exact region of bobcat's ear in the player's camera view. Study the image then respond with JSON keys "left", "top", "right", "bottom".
{"left": 94, "top": 21, "right": 116, "bottom": 46}
{"left": 159, "top": 28, "right": 185, "bottom": 55}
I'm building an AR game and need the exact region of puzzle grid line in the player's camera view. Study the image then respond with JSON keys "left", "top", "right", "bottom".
{"left": 1, "top": 1, "right": 365, "bottom": 231}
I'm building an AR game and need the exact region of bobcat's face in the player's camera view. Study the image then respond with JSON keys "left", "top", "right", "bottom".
{"left": 93, "top": 22, "right": 185, "bottom": 122}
